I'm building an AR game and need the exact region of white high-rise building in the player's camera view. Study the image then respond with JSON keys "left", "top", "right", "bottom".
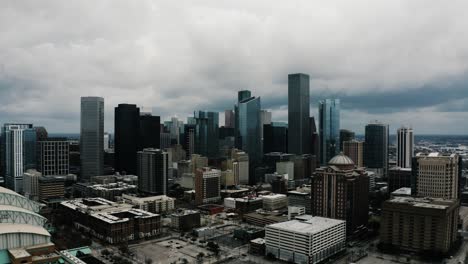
{"left": 23, "top": 169, "right": 42, "bottom": 201}
{"left": 2, "top": 123, "right": 36, "bottom": 193}
{"left": 397, "top": 127, "right": 414, "bottom": 168}
{"left": 265, "top": 217, "right": 346, "bottom": 264}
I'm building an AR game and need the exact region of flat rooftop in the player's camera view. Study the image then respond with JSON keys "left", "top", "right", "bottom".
{"left": 391, "top": 187, "right": 412, "bottom": 196}
{"left": 267, "top": 216, "right": 345, "bottom": 235}
{"left": 388, "top": 196, "right": 455, "bottom": 210}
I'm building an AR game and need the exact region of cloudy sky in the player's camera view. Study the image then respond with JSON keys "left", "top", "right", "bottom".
{"left": 1, "top": 1, "right": 467, "bottom": 134}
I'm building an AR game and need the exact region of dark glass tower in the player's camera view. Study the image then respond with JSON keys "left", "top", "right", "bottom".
{"left": 194, "top": 111, "right": 219, "bottom": 158}
{"left": 80, "top": 97, "right": 104, "bottom": 180}
{"left": 319, "top": 99, "right": 340, "bottom": 165}
{"left": 139, "top": 115, "right": 161, "bottom": 149}
{"left": 114, "top": 104, "right": 140, "bottom": 175}
{"left": 339, "top": 129, "right": 355, "bottom": 151}
{"left": 288, "top": 73, "right": 310, "bottom": 155}
{"left": 236, "top": 93, "right": 262, "bottom": 163}
{"left": 364, "top": 122, "right": 389, "bottom": 176}
{"left": 137, "top": 148, "right": 168, "bottom": 195}
{"left": 263, "top": 124, "right": 287, "bottom": 154}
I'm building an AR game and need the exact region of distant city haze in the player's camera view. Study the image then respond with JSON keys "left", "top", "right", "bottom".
{"left": 0, "top": 2, "right": 467, "bottom": 134}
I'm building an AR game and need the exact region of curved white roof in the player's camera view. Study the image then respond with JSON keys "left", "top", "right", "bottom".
{"left": 0, "top": 186, "right": 22, "bottom": 197}
{"left": 0, "top": 224, "right": 50, "bottom": 237}
{"left": 0, "top": 205, "right": 45, "bottom": 219}
{"left": 328, "top": 153, "right": 355, "bottom": 166}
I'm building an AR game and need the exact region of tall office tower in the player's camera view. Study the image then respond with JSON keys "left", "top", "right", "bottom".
{"left": 412, "top": 152, "right": 460, "bottom": 199}
{"left": 288, "top": 73, "right": 310, "bottom": 155}
{"left": 310, "top": 117, "right": 320, "bottom": 168}
{"left": 343, "top": 140, "right": 364, "bottom": 167}
{"left": 2, "top": 124, "right": 36, "bottom": 192}
{"left": 311, "top": 153, "right": 369, "bottom": 234}
{"left": 103, "top": 132, "right": 110, "bottom": 150}
{"left": 114, "top": 104, "right": 140, "bottom": 175}
{"left": 169, "top": 117, "right": 181, "bottom": 144}
{"left": 235, "top": 90, "right": 262, "bottom": 164}
{"left": 195, "top": 167, "right": 221, "bottom": 205}
{"left": 260, "top": 110, "right": 272, "bottom": 141}
{"left": 339, "top": 129, "right": 355, "bottom": 151}
{"left": 364, "top": 121, "right": 389, "bottom": 177}
{"left": 263, "top": 124, "right": 288, "bottom": 154}
{"left": 137, "top": 148, "right": 168, "bottom": 195}
{"left": 80, "top": 96, "right": 104, "bottom": 180}
{"left": 193, "top": 111, "right": 219, "bottom": 158}
{"left": 224, "top": 110, "right": 235, "bottom": 128}
{"left": 182, "top": 124, "right": 196, "bottom": 159}
{"left": 397, "top": 127, "right": 414, "bottom": 168}
{"left": 230, "top": 149, "right": 249, "bottom": 185}
{"left": 139, "top": 115, "right": 160, "bottom": 149}
{"left": 318, "top": 99, "right": 340, "bottom": 165}
{"left": 23, "top": 169, "right": 41, "bottom": 201}
{"left": 38, "top": 138, "right": 70, "bottom": 176}
{"left": 388, "top": 167, "right": 412, "bottom": 193}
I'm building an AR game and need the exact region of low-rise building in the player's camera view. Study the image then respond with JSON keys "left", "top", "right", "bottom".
{"left": 88, "top": 182, "right": 137, "bottom": 201}
{"left": 265, "top": 217, "right": 346, "bottom": 264}
{"left": 60, "top": 198, "right": 161, "bottom": 244}
{"left": 170, "top": 210, "right": 201, "bottom": 232}
{"left": 262, "top": 194, "right": 288, "bottom": 211}
{"left": 380, "top": 197, "right": 459, "bottom": 254}
{"left": 244, "top": 210, "right": 288, "bottom": 227}
{"left": 122, "top": 194, "right": 175, "bottom": 213}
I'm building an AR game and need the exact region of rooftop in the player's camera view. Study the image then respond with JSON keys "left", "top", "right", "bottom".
{"left": 388, "top": 196, "right": 455, "bottom": 210}
{"left": 391, "top": 187, "right": 412, "bottom": 196}
{"left": 267, "top": 217, "right": 345, "bottom": 234}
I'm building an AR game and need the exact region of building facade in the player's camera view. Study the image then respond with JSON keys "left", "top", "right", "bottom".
{"left": 194, "top": 168, "right": 221, "bottom": 205}
{"left": 114, "top": 104, "right": 140, "bottom": 175}
{"left": 318, "top": 99, "right": 340, "bottom": 165}
{"left": 38, "top": 138, "right": 69, "bottom": 176}
{"left": 288, "top": 73, "right": 310, "bottom": 155}
{"left": 388, "top": 167, "right": 412, "bottom": 193}
{"left": 194, "top": 111, "right": 219, "bottom": 159}
{"left": 364, "top": 121, "right": 389, "bottom": 177}
{"left": 397, "top": 127, "right": 414, "bottom": 168}
{"left": 137, "top": 148, "right": 168, "bottom": 195}
{"left": 343, "top": 140, "right": 363, "bottom": 167}
{"left": 80, "top": 97, "right": 104, "bottom": 180}
{"left": 339, "top": 129, "right": 355, "bottom": 151}
{"left": 235, "top": 91, "right": 262, "bottom": 165}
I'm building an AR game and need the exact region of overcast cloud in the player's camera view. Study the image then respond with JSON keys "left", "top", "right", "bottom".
{"left": 0, "top": 0, "right": 467, "bottom": 134}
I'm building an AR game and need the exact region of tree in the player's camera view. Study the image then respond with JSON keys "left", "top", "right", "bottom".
{"left": 145, "top": 257, "right": 153, "bottom": 264}
{"left": 207, "top": 242, "right": 220, "bottom": 256}
{"left": 196, "top": 252, "right": 205, "bottom": 264}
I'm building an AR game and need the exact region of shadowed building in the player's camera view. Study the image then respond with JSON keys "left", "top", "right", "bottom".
{"left": 319, "top": 99, "right": 340, "bottom": 165}
{"left": 115, "top": 104, "right": 140, "bottom": 175}
{"left": 80, "top": 97, "right": 104, "bottom": 180}
{"left": 288, "top": 73, "right": 310, "bottom": 155}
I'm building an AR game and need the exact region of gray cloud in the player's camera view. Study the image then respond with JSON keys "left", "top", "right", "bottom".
{"left": 0, "top": 1, "right": 467, "bottom": 134}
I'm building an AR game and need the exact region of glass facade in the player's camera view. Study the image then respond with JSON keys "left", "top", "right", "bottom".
{"left": 319, "top": 99, "right": 340, "bottom": 165}
{"left": 236, "top": 93, "right": 262, "bottom": 163}
{"left": 194, "top": 111, "right": 219, "bottom": 158}
{"left": 80, "top": 96, "right": 104, "bottom": 180}
{"left": 114, "top": 104, "right": 140, "bottom": 175}
{"left": 364, "top": 122, "right": 389, "bottom": 176}
{"left": 288, "top": 73, "right": 310, "bottom": 155}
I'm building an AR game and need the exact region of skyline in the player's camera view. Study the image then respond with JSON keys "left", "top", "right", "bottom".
{"left": 1, "top": 1, "right": 468, "bottom": 134}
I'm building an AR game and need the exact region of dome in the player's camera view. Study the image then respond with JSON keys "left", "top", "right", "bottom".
{"left": 328, "top": 153, "right": 355, "bottom": 169}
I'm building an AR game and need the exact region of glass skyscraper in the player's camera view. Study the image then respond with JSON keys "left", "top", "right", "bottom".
{"left": 194, "top": 111, "right": 219, "bottom": 158}
{"left": 319, "top": 99, "right": 340, "bottom": 165}
{"left": 364, "top": 121, "right": 389, "bottom": 176}
{"left": 288, "top": 73, "right": 310, "bottom": 155}
{"left": 235, "top": 91, "right": 262, "bottom": 164}
{"left": 2, "top": 123, "right": 35, "bottom": 192}
{"left": 115, "top": 104, "right": 140, "bottom": 175}
{"left": 80, "top": 96, "right": 104, "bottom": 180}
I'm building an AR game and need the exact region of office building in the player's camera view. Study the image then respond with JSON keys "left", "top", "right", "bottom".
{"left": 235, "top": 91, "right": 262, "bottom": 164}
{"left": 2, "top": 123, "right": 36, "bottom": 192}
{"left": 170, "top": 210, "right": 201, "bottom": 232}
{"left": 0, "top": 186, "right": 51, "bottom": 250}
{"left": 139, "top": 114, "right": 161, "bottom": 149}
{"left": 318, "top": 99, "right": 340, "bottom": 165}
{"left": 38, "top": 138, "right": 69, "bottom": 176}
{"left": 265, "top": 217, "right": 346, "bottom": 264}
{"left": 263, "top": 124, "right": 288, "bottom": 154}
{"left": 23, "top": 169, "right": 41, "bottom": 201}
{"left": 260, "top": 109, "right": 272, "bottom": 141}
{"left": 86, "top": 182, "right": 137, "bottom": 201}
{"left": 194, "top": 167, "right": 221, "bottom": 205}
{"left": 80, "top": 97, "right": 104, "bottom": 180}
{"left": 380, "top": 197, "right": 459, "bottom": 254}
{"left": 38, "top": 176, "right": 66, "bottom": 201}
{"left": 397, "top": 127, "right": 414, "bottom": 168}
{"left": 288, "top": 73, "right": 310, "bottom": 155}
{"left": 122, "top": 194, "right": 175, "bottom": 213}
{"left": 262, "top": 194, "right": 288, "bottom": 211}
{"left": 194, "top": 111, "right": 219, "bottom": 158}
{"left": 288, "top": 190, "right": 312, "bottom": 214}
{"left": 230, "top": 149, "right": 249, "bottom": 185}
{"left": 225, "top": 110, "right": 235, "bottom": 128}
{"left": 103, "top": 132, "right": 110, "bottom": 150}
{"left": 364, "top": 121, "right": 389, "bottom": 177}
{"left": 343, "top": 140, "right": 363, "bottom": 167}
{"left": 61, "top": 198, "right": 161, "bottom": 244}
{"left": 339, "top": 129, "right": 355, "bottom": 151}
{"left": 388, "top": 167, "right": 412, "bottom": 193}
{"left": 412, "top": 152, "right": 461, "bottom": 199}
{"left": 183, "top": 124, "right": 196, "bottom": 159}
{"left": 312, "top": 153, "right": 369, "bottom": 234}
{"left": 137, "top": 148, "right": 168, "bottom": 195}
{"left": 276, "top": 161, "right": 294, "bottom": 180}
{"left": 114, "top": 104, "right": 140, "bottom": 175}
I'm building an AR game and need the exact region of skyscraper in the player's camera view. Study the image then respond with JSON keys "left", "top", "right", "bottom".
{"left": 310, "top": 117, "right": 320, "bottom": 168}
{"left": 194, "top": 111, "right": 219, "bottom": 158}
{"left": 263, "top": 124, "right": 288, "bottom": 154}
{"left": 288, "top": 73, "right": 310, "bottom": 155}
{"left": 343, "top": 140, "right": 364, "bottom": 167}
{"left": 364, "top": 121, "right": 389, "bottom": 177}
{"left": 260, "top": 109, "right": 272, "bottom": 140}
{"left": 137, "top": 148, "right": 168, "bottom": 195}
{"left": 114, "top": 104, "right": 140, "bottom": 175}
{"left": 2, "top": 123, "right": 36, "bottom": 192}
{"left": 195, "top": 167, "right": 221, "bottom": 205}
{"left": 235, "top": 91, "right": 262, "bottom": 163}
{"left": 224, "top": 110, "right": 235, "bottom": 128}
{"left": 318, "top": 99, "right": 340, "bottom": 165}
{"left": 80, "top": 96, "right": 104, "bottom": 180}
{"left": 397, "top": 127, "right": 414, "bottom": 168}
{"left": 183, "top": 124, "right": 196, "bottom": 159}
{"left": 38, "top": 138, "right": 70, "bottom": 176}
{"left": 139, "top": 115, "right": 161, "bottom": 149}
